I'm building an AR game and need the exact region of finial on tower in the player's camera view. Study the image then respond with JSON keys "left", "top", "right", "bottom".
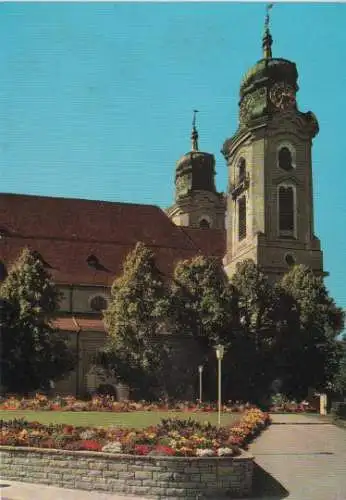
{"left": 191, "top": 109, "right": 199, "bottom": 151}
{"left": 262, "top": 3, "right": 273, "bottom": 59}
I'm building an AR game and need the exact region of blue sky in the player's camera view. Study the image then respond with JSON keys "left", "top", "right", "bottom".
{"left": 1, "top": 2, "right": 345, "bottom": 317}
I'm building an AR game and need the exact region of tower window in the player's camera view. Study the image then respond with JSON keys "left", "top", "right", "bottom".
{"left": 199, "top": 218, "right": 211, "bottom": 229}
{"left": 285, "top": 254, "right": 296, "bottom": 266}
{"left": 238, "top": 157, "right": 246, "bottom": 182}
{"left": 238, "top": 196, "right": 247, "bottom": 241}
{"left": 278, "top": 146, "right": 293, "bottom": 171}
{"left": 278, "top": 185, "right": 295, "bottom": 236}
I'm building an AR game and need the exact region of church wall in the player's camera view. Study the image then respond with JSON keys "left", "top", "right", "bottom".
{"left": 224, "top": 244, "right": 258, "bottom": 278}
{"left": 251, "top": 137, "right": 266, "bottom": 236}
{"left": 186, "top": 191, "right": 225, "bottom": 229}
{"left": 172, "top": 212, "right": 189, "bottom": 226}
{"left": 257, "top": 243, "right": 323, "bottom": 274}
{"left": 57, "top": 286, "right": 71, "bottom": 312}
{"left": 56, "top": 286, "right": 111, "bottom": 314}
{"left": 169, "top": 191, "right": 225, "bottom": 229}
{"left": 54, "top": 330, "right": 108, "bottom": 397}
{"left": 225, "top": 136, "right": 265, "bottom": 264}
{"left": 266, "top": 131, "right": 313, "bottom": 242}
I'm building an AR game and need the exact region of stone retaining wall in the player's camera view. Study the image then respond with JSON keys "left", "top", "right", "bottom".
{"left": 0, "top": 446, "right": 254, "bottom": 498}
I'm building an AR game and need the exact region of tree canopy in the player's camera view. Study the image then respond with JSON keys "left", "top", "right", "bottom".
{"left": 279, "top": 265, "right": 344, "bottom": 398}
{"left": 100, "top": 245, "right": 344, "bottom": 403}
{"left": 0, "top": 248, "right": 75, "bottom": 394}
{"left": 101, "top": 242, "right": 170, "bottom": 399}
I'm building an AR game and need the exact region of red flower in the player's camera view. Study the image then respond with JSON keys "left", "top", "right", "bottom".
{"left": 134, "top": 444, "right": 151, "bottom": 455}
{"left": 154, "top": 445, "right": 175, "bottom": 456}
{"left": 63, "top": 425, "right": 74, "bottom": 435}
{"left": 80, "top": 439, "right": 102, "bottom": 451}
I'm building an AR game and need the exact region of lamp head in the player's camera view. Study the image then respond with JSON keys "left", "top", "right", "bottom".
{"left": 198, "top": 365, "right": 204, "bottom": 373}
{"left": 215, "top": 344, "right": 225, "bottom": 360}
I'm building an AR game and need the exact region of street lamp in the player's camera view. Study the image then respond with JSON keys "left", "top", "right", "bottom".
{"left": 198, "top": 365, "right": 204, "bottom": 404}
{"left": 215, "top": 344, "right": 225, "bottom": 427}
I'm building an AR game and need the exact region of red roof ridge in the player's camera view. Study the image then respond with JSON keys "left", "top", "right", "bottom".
{"left": 4, "top": 232, "right": 200, "bottom": 251}
{"left": 0, "top": 191, "right": 161, "bottom": 211}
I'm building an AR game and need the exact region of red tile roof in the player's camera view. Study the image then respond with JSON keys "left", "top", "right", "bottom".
{"left": 0, "top": 193, "right": 226, "bottom": 285}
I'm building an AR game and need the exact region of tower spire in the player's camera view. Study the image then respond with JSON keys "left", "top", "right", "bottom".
{"left": 262, "top": 3, "right": 273, "bottom": 59}
{"left": 191, "top": 109, "right": 199, "bottom": 151}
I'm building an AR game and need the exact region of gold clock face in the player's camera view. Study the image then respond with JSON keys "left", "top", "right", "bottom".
{"left": 270, "top": 82, "right": 296, "bottom": 111}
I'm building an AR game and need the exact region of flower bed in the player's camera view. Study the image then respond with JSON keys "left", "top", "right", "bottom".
{"left": 0, "top": 394, "right": 256, "bottom": 413}
{"left": 269, "top": 402, "right": 317, "bottom": 413}
{"left": 0, "top": 409, "right": 270, "bottom": 457}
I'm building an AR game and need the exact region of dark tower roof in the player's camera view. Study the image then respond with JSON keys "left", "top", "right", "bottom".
{"left": 175, "top": 112, "right": 216, "bottom": 199}
{"left": 240, "top": 4, "right": 299, "bottom": 98}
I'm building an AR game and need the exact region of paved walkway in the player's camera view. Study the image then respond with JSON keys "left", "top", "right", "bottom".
{"left": 249, "top": 413, "right": 346, "bottom": 500}
{"left": 0, "top": 481, "right": 141, "bottom": 500}
{"left": 1, "top": 414, "right": 345, "bottom": 500}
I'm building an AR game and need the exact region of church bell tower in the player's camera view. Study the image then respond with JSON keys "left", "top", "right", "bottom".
{"left": 222, "top": 6, "right": 324, "bottom": 281}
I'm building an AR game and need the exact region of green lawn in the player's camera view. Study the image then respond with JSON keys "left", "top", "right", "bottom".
{"left": 0, "top": 410, "right": 239, "bottom": 428}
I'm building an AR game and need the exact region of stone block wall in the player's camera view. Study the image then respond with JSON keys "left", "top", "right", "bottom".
{"left": 0, "top": 446, "right": 254, "bottom": 498}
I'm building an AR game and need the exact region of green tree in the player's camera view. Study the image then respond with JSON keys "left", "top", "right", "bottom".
{"left": 279, "top": 265, "right": 345, "bottom": 398}
{"left": 170, "top": 256, "right": 238, "bottom": 400}
{"left": 0, "top": 248, "right": 75, "bottom": 394}
{"left": 101, "top": 242, "right": 170, "bottom": 399}
{"left": 229, "top": 260, "right": 286, "bottom": 403}
{"left": 333, "top": 339, "right": 346, "bottom": 397}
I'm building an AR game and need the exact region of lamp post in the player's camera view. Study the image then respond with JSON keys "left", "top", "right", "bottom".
{"left": 215, "top": 344, "right": 225, "bottom": 427}
{"left": 198, "top": 365, "right": 203, "bottom": 404}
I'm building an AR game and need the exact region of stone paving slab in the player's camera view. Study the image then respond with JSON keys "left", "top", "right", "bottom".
{"left": 269, "top": 413, "right": 331, "bottom": 424}
{"left": 0, "top": 481, "right": 149, "bottom": 500}
{"left": 250, "top": 416, "right": 346, "bottom": 500}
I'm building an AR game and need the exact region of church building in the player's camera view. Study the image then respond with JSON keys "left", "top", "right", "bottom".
{"left": 0, "top": 12, "right": 324, "bottom": 396}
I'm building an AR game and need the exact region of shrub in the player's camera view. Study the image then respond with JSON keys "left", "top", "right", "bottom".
{"left": 331, "top": 402, "right": 346, "bottom": 420}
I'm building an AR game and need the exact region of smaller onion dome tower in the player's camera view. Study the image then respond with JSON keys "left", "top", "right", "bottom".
{"left": 166, "top": 111, "right": 226, "bottom": 229}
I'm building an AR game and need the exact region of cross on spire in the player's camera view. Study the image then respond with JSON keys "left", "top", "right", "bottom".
{"left": 191, "top": 109, "right": 199, "bottom": 151}
{"left": 263, "top": 3, "right": 274, "bottom": 59}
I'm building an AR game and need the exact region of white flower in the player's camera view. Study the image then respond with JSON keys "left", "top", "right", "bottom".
{"left": 217, "top": 447, "right": 234, "bottom": 457}
{"left": 80, "top": 430, "right": 97, "bottom": 440}
{"left": 102, "top": 441, "right": 122, "bottom": 454}
{"left": 196, "top": 448, "right": 215, "bottom": 457}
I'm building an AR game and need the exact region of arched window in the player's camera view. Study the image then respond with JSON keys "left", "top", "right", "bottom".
{"left": 238, "top": 196, "right": 247, "bottom": 241}
{"left": 278, "top": 185, "right": 295, "bottom": 237}
{"left": 285, "top": 254, "right": 296, "bottom": 266}
{"left": 199, "top": 218, "right": 211, "bottom": 229}
{"left": 238, "top": 157, "right": 246, "bottom": 182}
{"left": 278, "top": 147, "right": 293, "bottom": 171}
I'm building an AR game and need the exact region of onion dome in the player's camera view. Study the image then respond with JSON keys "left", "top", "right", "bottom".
{"left": 175, "top": 111, "right": 216, "bottom": 200}
{"left": 240, "top": 58, "right": 298, "bottom": 99}
{"left": 239, "top": 4, "right": 299, "bottom": 127}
